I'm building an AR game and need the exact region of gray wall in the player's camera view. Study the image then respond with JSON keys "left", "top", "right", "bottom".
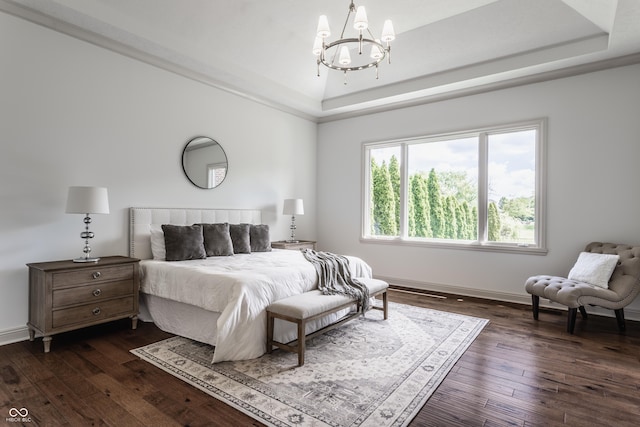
{"left": 0, "top": 11, "right": 317, "bottom": 343}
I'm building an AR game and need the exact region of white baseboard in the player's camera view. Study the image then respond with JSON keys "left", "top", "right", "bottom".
{"left": 0, "top": 325, "right": 30, "bottom": 347}
{"left": 378, "top": 275, "right": 640, "bottom": 322}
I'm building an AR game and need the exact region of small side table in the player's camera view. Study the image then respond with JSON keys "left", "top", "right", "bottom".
{"left": 271, "top": 240, "right": 317, "bottom": 251}
{"left": 26, "top": 256, "right": 140, "bottom": 352}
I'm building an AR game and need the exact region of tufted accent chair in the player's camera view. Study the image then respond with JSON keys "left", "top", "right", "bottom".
{"left": 525, "top": 242, "right": 640, "bottom": 334}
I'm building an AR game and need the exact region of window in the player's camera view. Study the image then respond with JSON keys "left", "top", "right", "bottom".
{"left": 207, "top": 163, "right": 227, "bottom": 188}
{"left": 363, "top": 119, "right": 546, "bottom": 253}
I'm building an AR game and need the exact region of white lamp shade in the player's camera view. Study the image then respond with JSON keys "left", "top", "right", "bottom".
{"left": 339, "top": 46, "right": 352, "bottom": 65}
{"left": 283, "top": 199, "right": 304, "bottom": 215}
{"left": 312, "top": 36, "right": 323, "bottom": 56}
{"left": 316, "top": 15, "right": 330, "bottom": 38}
{"left": 353, "top": 6, "right": 368, "bottom": 30}
{"left": 65, "top": 186, "right": 110, "bottom": 214}
{"left": 381, "top": 19, "right": 395, "bottom": 42}
{"left": 370, "top": 40, "right": 384, "bottom": 59}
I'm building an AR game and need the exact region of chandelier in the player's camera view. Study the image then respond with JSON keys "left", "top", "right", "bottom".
{"left": 313, "top": 1, "right": 395, "bottom": 83}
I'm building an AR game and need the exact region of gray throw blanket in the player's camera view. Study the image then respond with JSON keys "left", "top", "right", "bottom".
{"left": 301, "top": 249, "right": 370, "bottom": 312}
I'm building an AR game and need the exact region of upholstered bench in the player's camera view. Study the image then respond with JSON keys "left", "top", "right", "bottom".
{"left": 266, "top": 278, "right": 389, "bottom": 366}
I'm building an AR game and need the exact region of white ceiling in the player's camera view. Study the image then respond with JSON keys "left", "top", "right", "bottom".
{"left": 3, "top": 0, "right": 640, "bottom": 121}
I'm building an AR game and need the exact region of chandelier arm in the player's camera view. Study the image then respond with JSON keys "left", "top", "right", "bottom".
{"left": 340, "top": 3, "right": 354, "bottom": 39}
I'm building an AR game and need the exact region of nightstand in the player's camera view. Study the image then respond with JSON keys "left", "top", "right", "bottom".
{"left": 271, "top": 240, "right": 317, "bottom": 251}
{"left": 26, "top": 256, "right": 140, "bottom": 353}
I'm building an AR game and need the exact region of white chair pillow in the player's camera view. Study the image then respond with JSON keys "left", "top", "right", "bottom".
{"left": 568, "top": 252, "right": 619, "bottom": 289}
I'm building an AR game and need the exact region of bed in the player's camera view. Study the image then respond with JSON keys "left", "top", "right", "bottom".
{"left": 129, "top": 207, "right": 373, "bottom": 363}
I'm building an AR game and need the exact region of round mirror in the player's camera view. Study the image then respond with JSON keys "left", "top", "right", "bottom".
{"left": 182, "top": 136, "right": 228, "bottom": 189}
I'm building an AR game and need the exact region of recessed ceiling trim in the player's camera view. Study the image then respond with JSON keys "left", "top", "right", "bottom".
{"left": 321, "top": 33, "right": 610, "bottom": 112}
{"left": 318, "top": 52, "right": 640, "bottom": 123}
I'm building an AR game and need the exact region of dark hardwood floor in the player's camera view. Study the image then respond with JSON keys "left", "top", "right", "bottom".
{"left": 1, "top": 288, "right": 639, "bottom": 426}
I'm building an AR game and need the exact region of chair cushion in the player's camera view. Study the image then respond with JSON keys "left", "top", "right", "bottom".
{"left": 525, "top": 275, "right": 618, "bottom": 308}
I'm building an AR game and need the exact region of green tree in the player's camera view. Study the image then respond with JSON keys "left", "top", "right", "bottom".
{"left": 471, "top": 205, "right": 478, "bottom": 239}
{"left": 427, "top": 169, "right": 445, "bottom": 238}
{"left": 438, "top": 171, "right": 477, "bottom": 205}
{"left": 462, "top": 201, "right": 475, "bottom": 239}
{"left": 410, "top": 173, "right": 431, "bottom": 237}
{"left": 371, "top": 160, "right": 397, "bottom": 235}
{"left": 488, "top": 201, "right": 501, "bottom": 241}
{"left": 456, "top": 202, "right": 469, "bottom": 239}
{"left": 444, "top": 196, "right": 458, "bottom": 239}
{"left": 388, "top": 155, "right": 401, "bottom": 233}
{"left": 500, "top": 196, "right": 535, "bottom": 223}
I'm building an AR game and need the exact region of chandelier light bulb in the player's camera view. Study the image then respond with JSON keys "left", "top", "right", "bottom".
{"left": 339, "top": 46, "right": 352, "bottom": 65}
{"left": 317, "top": 15, "right": 330, "bottom": 38}
{"left": 381, "top": 19, "right": 395, "bottom": 42}
{"left": 354, "top": 6, "right": 368, "bottom": 30}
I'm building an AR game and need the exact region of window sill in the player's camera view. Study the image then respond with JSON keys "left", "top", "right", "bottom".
{"left": 360, "top": 236, "right": 548, "bottom": 255}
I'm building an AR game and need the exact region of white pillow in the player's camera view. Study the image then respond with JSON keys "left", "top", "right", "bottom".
{"left": 568, "top": 252, "right": 619, "bottom": 289}
{"left": 149, "top": 224, "right": 166, "bottom": 260}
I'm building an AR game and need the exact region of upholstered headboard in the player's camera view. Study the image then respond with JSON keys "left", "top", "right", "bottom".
{"left": 129, "top": 207, "right": 262, "bottom": 259}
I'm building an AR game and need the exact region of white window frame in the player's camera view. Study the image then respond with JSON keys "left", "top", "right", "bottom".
{"left": 361, "top": 118, "right": 547, "bottom": 254}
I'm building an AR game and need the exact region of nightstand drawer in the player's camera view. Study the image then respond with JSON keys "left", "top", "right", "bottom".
{"left": 52, "top": 264, "right": 134, "bottom": 289}
{"left": 52, "top": 279, "right": 135, "bottom": 308}
{"left": 52, "top": 296, "right": 135, "bottom": 329}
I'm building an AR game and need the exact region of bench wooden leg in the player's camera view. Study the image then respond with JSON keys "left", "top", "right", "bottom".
{"left": 298, "top": 320, "right": 305, "bottom": 366}
{"left": 266, "top": 312, "right": 274, "bottom": 354}
{"left": 382, "top": 290, "right": 388, "bottom": 320}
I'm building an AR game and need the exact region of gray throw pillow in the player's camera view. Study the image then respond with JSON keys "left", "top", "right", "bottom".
{"left": 199, "top": 223, "right": 234, "bottom": 256}
{"left": 229, "top": 223, "right": 251, "bottom": 254}
{"left": 250, "top": 224, "right": 272, "bottom": 252}
{"left": 161, "top": 224, "right": 206, "bottom": 261}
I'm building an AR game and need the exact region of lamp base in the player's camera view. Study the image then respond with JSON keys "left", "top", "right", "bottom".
{"left": 73, "top": 257, "right": 100, "bottom": 263}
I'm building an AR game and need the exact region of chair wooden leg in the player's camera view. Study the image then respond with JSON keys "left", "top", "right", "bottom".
{"left": 531, "top": 295, "right": 539, "bottom": 320}
{"left": 567, "top": 308, "right": 577, "bottom": 334}
{"left": 614, "top": 309, "right": 626, "bottom": 332}
{"left": 578, "top": 306, "right": 588, "bottom": 319}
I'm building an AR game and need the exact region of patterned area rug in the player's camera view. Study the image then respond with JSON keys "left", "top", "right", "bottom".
{"left": 131, "top": 302, "right": 488, "bottom": 427}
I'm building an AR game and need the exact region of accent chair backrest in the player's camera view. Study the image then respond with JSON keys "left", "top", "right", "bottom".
{"left": 584, "top": 242, "right": 640, "bottom": 300}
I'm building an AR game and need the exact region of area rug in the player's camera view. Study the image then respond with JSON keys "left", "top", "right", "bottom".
{"left": 131, "top": 302, "right": 488, "bottom": 427}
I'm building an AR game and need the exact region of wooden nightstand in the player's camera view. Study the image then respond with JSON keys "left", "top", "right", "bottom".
{"left": 26, "top": 256, "right": 140, "bottom": 352}
{"left": 271, "top": 240, "right": 317, "bottom": 250}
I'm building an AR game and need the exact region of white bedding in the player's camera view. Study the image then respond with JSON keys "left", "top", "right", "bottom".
{"left": 140, "top": 249, "right": 372, "bottom": 363}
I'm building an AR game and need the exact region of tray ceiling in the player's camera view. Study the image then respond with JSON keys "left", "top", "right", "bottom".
{"left": 2, "top": 0, "right": 639, "bottom": 121}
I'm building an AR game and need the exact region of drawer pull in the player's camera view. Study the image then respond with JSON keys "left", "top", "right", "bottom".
{"left": 92, "top": 271, "right": 101, "bottom": 279}
{"left": 92, "top": 289, "right": 102, "bottom": 297}
{"left": 92, "top": 307, "right": 101, "bottom": 315}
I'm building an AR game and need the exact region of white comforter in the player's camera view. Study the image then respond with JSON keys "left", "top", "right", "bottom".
{"left": 139, "top": 249, "right": 372, "bottom": 363}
